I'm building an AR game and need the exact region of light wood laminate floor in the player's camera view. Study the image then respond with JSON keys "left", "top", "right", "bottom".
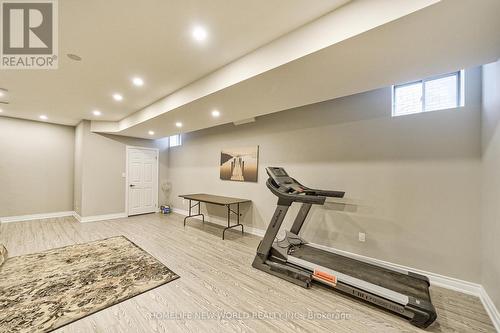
{"left": 0, "top": 213, "right": 495, "bottom": 333}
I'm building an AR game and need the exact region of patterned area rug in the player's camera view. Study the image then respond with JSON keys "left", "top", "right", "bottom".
{"left": 0, "top": 236, "right": 179, "bottom": 333}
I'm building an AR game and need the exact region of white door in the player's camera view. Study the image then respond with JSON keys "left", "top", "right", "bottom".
{"left": 127, "top": 147, "right": 159, "bottom": 216}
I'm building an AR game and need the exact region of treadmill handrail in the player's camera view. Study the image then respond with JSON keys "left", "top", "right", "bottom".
{"left": 289, "top": 177, "right": 345, "bottom": 198}
{"left": 306, "top": 188, "right": 345, "bottom": 198}
{"left": 266, "top": 178, "right": 326, "bottom": 205}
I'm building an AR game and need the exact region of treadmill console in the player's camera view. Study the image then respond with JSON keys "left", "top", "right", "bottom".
{"left": 267, "top": 167, "right": 291, "bottom": 183}
{"left": 266, "top": 167, "right": 304, "bottom": 193}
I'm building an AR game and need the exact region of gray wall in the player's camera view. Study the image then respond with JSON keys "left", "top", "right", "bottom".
{"left": 168, "top": 68, "right": 482, "bottom": 282}
{"left": 0, "top": 117, "right": 75, "bottom": 217}
{"left": 481, "top": 60, "right": 500, "bottom": 310}
{"left": 74, "top": 120, "right": 168, "bottom": 217}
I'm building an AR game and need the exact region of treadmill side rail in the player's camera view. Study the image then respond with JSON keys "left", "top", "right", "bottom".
{"left": 252, "top": 255, "right": 312, "bottom": 288}
{"left": 407, "top": 296, "right": 438, "bottom": 328}
{"left": 288, "top": 256, "right": 410, "bottom": 305}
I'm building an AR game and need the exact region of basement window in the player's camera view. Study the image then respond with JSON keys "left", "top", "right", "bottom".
{"left": 169, "top": 134, "right": 182, "bottom": 148}
{"left": 392, "top": 70, "right": 465, "bottom": 117}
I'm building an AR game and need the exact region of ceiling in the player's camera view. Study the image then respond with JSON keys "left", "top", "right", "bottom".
{"left": 3, "top": 0, "right": 500, "bottom": 140}
{"left": 95, "top": 0, "right": 500, "bottom": 139}
{"left": 0, "top": 0, "right": 349, "bottom": 125}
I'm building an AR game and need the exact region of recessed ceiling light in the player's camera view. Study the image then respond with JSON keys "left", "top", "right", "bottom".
{"left": 148, "top": 130, "right": 155, "bottom": 135}
{"left": 0, "top": 92, "right": 4, "bottom": 97}
{"left": 211, "top": 109, "right": 220, "bottom": 117}
{"left": 0, "top": 108, "right": 3, "bottom": 113}
{"left": 132, "top": 77, "right": 144, "bottom": 87}
{"left": 112, "top": 93, "right": 123, "bottom": 101}
{"left": 92, "top": 110, "right": 102, "bottom": 116}
{"left": 192, "top": 26, "right": 208, "bottom": 42}
{"left": 67, "top": 53, "right": 82, "bottom": 61}
{"left": 0, "top": 89, "right": 6, "bottom": 97}
{"left": 175, "top": 122, "right": 183, "bottom": 128}
{"left": 39, "top": 115, "right": 48, "bottom": 120}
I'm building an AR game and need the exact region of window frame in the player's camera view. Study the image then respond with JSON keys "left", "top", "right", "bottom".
{"left": 168, "top": 134, "right": 182, "bottom": 148}
{"left": 392, "top": 70, "right": 464, "bottom": 117}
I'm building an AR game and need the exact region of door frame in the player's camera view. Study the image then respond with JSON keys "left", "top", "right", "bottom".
{"left": 125, "top": 145, "right": 160, "bottom": 217}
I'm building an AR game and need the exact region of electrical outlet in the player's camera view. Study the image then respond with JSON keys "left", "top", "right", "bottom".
{"left": 358, "top": 232, "right": 366, "bottom": 242}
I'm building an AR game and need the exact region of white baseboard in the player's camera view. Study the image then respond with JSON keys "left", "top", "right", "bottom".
{"left": 172, "top": 207, "right": 499, "bottom": 330}
{"left": 480, "top": 286, "right": 500, "bottom": 332}
{"left": 0, "top": 211, "right": 128, "bottom": 224}
{"left": 73, "top": 212, "right": 127, "bottom": 223}
{"left": 0, "top": 211, "right": 74, "bottom": 223}
{"left": 172, "top": 208, "right": 266, "bottom": 237}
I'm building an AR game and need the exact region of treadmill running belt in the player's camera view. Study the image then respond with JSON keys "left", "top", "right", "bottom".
{"left": 290, "top": 245, "right": 431, "bottom": 302}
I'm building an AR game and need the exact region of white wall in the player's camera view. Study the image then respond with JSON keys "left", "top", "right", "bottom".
{"left": 0, "top": 117, "right": 74, "bottom": 217}
{"left": 168, "top": 68, "right": 482, "bottom": 282}
{"left": 74, "top": 120, "right": 168, "bottom": 217}
{"left": 74, "top": 121, "right": 83, "bottom": 215}
{"left": 481, "top": 60, "right": 500, "bottom": 311}
{"left": 0, "top": 117, "right": 167, "bottom": 219}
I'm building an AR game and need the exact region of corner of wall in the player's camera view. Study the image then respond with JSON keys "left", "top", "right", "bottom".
{"left": 479, "top": 59, "right": 500, "bottom": 328}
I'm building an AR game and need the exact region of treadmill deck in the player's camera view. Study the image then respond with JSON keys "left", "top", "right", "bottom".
{"left": 289, "top": 244, "right": 431, "bottom": 302}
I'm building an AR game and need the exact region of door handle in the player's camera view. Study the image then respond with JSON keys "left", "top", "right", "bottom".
{"left": 129, "top": 184, "right": 136, "bottom": 187}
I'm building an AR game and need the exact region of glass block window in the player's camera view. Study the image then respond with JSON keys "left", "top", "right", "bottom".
{"left": 392, "top": 70, "right": 464, "bottom": 117}
{"left": 169, "top": 134, "right": 182, "bottom": 147}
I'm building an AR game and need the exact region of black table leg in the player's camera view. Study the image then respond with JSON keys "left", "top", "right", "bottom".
{"left": 222, "top": 203, "right": 244, "bottom": 240}
{"left": 183, "top": 199, "right": 205, "bottom": 226}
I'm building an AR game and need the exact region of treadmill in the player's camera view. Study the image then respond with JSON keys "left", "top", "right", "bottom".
{"left": 252, "top": 167, "right": 437, "bottom": 328}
